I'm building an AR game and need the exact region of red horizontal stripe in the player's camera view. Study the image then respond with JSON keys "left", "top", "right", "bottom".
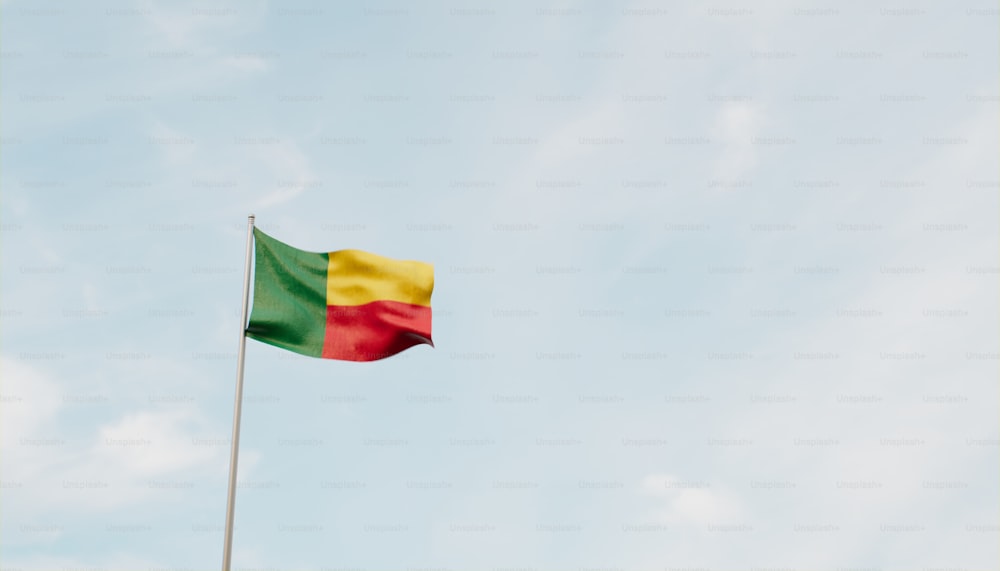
{"left": 322, "top": 300, "right": 433, "bottom": 361}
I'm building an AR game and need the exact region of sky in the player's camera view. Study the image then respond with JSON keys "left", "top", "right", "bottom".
{"left": 1, "top": 1, "right": 998, "bottom": 570}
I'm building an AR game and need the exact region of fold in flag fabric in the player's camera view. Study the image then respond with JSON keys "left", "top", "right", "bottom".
{"left": 245, "top": 228, "right": 434, "bottom": 361}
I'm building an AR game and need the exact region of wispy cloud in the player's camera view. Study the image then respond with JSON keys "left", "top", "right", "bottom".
{"left": 711, "top": 102, "right": 763, "bottom": 179}
{"left": 641, "top": 473, "right": 742, "bottom": 525}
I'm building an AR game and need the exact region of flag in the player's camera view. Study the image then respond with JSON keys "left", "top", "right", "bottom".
{"left": 245, "top": 228, "right": 433, "bottom": 361}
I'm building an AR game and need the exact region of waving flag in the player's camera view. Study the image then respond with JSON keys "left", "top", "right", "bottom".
{"left": 245, "top": 228, "right": 434, "bottom": 361}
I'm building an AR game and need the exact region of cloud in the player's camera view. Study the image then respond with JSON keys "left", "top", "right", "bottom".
{"left": 711, "top": 101, "right": 763, "bottom": 179}
{"left": 141, "top": 0, "right": 266, "bottom": 53}
{"left": 0, "top": 357, "right": 62, "bottom": 451}
{"left": 0, "top": 356, "right": 232, "bottom": 513}
{"left": 641, "top": 473, "right": 741, "bottom": 525}
{"left": 94, "top": 410, "right": 218, "bottom": 477}
{"left": 251, "top": 139, "right": 317, "bottom": 209}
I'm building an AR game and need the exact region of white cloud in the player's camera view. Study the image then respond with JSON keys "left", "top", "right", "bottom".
{"left": 711, "top": 101, "right": 763, "bottom": 179}
{"left": 95, "top": 410, "right": 218, "bottom": 476}
{"left": 0, "top": 358, "right": 60, "bottom": 447}
{"left": 0, "top": 357, "right": 233, "bottom": 513}
{"left": 141, "top": 0, "right": 267, "bottom": 54}
{"left": 641, "top": 474, "right": 742, "bottom": 525}
{"left": 251, "top": 140, "right": 317, "bottom": 209}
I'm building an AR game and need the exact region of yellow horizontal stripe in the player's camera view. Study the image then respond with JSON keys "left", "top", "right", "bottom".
{"left": 326, "top": 249, "right": 433, "bottom": 307}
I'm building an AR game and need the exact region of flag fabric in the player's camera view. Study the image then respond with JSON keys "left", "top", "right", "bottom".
{"left": 245, "top": 228, "right": 434, "bottom": 361}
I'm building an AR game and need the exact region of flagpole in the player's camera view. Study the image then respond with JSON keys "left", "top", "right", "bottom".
{"left": 222, "top": 214, "right": 255, "bottom": 571}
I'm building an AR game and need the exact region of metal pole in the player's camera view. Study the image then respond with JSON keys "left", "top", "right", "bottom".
{"left": 222, "top": 214, "right": 255, "bottom": 571}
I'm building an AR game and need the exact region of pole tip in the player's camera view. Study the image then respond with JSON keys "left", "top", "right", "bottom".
{"left": 248, "top": 214, "right": 255, "bottom": 220}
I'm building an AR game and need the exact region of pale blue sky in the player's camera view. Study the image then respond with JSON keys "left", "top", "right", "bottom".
{"left": 1, "top": 1, "right": 998, "bottom": 570}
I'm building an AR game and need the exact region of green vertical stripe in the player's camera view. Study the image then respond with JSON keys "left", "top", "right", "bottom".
{"left": 246, "top": 228, "right": 328, "bottom": 358}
